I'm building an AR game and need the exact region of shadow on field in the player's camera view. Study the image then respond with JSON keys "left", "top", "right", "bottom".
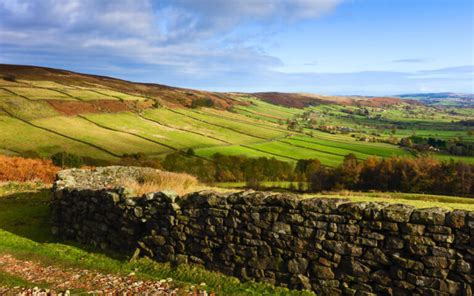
{"left": 0, "top": 189, "right": 53, "bottom": 243}
{"left": 0, "top": 188, "right": 126, "bottom": 260}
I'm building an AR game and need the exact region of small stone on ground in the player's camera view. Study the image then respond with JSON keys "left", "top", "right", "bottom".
{"left": 0, "top": 254, "right": 211, "bottom": 295}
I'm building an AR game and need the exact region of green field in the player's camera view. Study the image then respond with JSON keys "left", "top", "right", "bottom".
{"left": 3, "top": 86, "right": 75, "bottom": 101}
{"left": 171, "top": 108, "right": 286, "bottom": 139}
{"left": 304, "top": 191, "right": 474, "bottom": 211}
{"left": 247, "top": 141, "right": 344, "bottom": 166}
{"left": 291, "top": 134, "right": 410, "bottom": 158}
{"left": 0, "top": 115, "right": 114, "bottom": 159}
{"left": 32, "top": 116, "right": 170, "bottom": 157}
{"left": 61, "top": 88, "right": 118, "bottom": 101}
{"left": 196, "top": 145, "right": 294, "bottom": 162}
{"left": 84, "top": 88, "right": 148, "bottom": 101}
{"left": 0, "top": 90, "right": 59, "bottom": 120}
{"left": 143, "top": 109, "right": 266, "bottom": 144}
{"left": 234, "top": 96, "right": 302, "bottom": 121}
{"left": 83, "top": 112, "right": 224, "bottom": 149}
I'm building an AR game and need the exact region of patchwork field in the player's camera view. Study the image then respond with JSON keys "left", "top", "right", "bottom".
{"left": 0, "top": 115, "right": 114, "bottom": 159}
{"left": 32, "top": 116, "right": 171, "bottom": 157}
{"left": 0, "top": 64, "right": 472, "bottom": 169}
{"left": 82, "top": 112, "right": 224, "bottom": 149}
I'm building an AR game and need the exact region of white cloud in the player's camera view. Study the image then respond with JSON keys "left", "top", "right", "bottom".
{"left": 1, "top": 0, "right": 342, "bottom": 77}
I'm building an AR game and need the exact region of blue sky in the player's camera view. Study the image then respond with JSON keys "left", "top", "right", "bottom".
{"left": 0, "top": 0, "right": 473, "bottom": 95}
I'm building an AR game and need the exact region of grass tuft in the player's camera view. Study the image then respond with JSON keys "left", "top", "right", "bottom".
{"left": 122, "top": 170, "right": 201, "bottom": 196}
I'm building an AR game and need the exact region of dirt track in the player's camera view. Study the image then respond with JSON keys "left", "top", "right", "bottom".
{"left": 0, "top": 254, "right": 211, "bottom": 295}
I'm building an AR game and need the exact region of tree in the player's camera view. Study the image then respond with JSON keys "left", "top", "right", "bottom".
{"left": 310, "top": 166, "right": 334, "bottom": 192}
{"left": 3, "top": 75, "right": 16, "bottom": 82}
{"left": 186, "top": 148, "right": 196, "bottom": 156}
{"left": 358, "top": 157, "right": 380, "bottom": 190}
{"left": 454, "top": 162, "right": 472, "bottom": 195}
{"left": 295, "top": 159, "right": 321, "bottom": 181}
{"left": 400, "top": 137, "right": 413, "bottom": 147}
{"left": 51, "top": 152, "right": 83, "bottom": 168}
{"left": 334, "top": 153, "right": 361, "bottom": 189}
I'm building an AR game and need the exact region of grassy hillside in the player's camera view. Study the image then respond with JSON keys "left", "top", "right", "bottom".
{"left": 0, "top": 64, "right": 472, "bottom": 167}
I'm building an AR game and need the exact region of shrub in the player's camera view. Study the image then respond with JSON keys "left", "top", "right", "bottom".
{"left": 3, "top": 75, "right": 16, "bottom": 82}
{"left": 51, "top": 152, "right": 83, "bottom": 168}
{"left": 119, "top": 153, "right": 162, "bottom": 169}
{"left": 20, "top": 150, "right": 42, "bottom": 159}
{"left": 191, "top": 98, "right": 214, "bottom": 108}
{"left": 0, "top": 155, "right": 59, "bottom": 183}
{"left": 186, "top": 148, "right": 196, "bottom": 156}
{"left": 245, "top": 177, "right": 261, "bottom": 190}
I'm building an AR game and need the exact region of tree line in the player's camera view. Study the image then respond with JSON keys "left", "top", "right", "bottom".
{"left": 299, "top": 154, "right": 473, "bottom": 196}
{"left": 400, "top": 136, "right": 474, "bottom": 157}
{"left": 161, "top": 152, "right": 473, "bottom": 196}
{"left": 46, "top": 150, "right": 473, "bottom": 197}
{"left": 160, "top": 152, "right": 295, "bottom": 186}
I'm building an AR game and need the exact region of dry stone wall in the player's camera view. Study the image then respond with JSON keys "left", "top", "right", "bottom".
{"left": 51, "top": 167, "right": 473, "bottom": 295}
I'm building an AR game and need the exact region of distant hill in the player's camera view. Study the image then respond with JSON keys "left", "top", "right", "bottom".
{"left": 0, "top": 64, "right": 242, "bottom": 110}
{"left": 397, "top": 92, "right": 474, "bottom": 107}
{"left": 252, "top": 92, "right": 419, "bottom": 108}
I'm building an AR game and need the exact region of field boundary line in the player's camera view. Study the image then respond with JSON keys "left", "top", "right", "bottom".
{"left": 278, "top": 139, "right": 365, "bottom": 160}
{"left": 234, "top": 108, "right": 287, "bottom": 122}
{"left": 0, "top": 108, "right": 120, "bottom": 158}
{"left": 0, "top": 146, "right": 21, "bottom": 155}
{"left": 166, "top": 108, "right": 268, "bottom": 140}
{"left": 46, "top": 88, "right": 84, "bottom": 101}
{"left": 38, "top": 80, "right": 150, "bottom": 102}
{"left": 289, "top": 137, "right": 397, "bottom": 158}
{"left": 239, "top": 144, "right": 298, "bottom": 161}
{"left": 138, "top": 113, "right": 231, "bottom": 144}
{"left": 48, "top": 80, "right": 121, "bottom": 100}
{"left": 78, "top": 115, "right": 178, "bottom": 152}
{"left": 194, "top": 108, "right": 292, "bottom": 134}
{"left": 84, "top": 89, "right": 125, "bottom": 102}
{"left": 4, "top": 84, "right": 84, "bottom": 102}
{"left": 0, "top": 87, "right": 35, "bottom": 102}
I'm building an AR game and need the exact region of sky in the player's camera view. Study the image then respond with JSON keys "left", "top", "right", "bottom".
{"left": 0, "top": 0, "right": 473, "bottom": 95}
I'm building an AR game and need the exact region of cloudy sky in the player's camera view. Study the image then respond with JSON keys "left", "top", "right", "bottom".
{"left": 0, "top": 0, "right": 473, "bottom": 95}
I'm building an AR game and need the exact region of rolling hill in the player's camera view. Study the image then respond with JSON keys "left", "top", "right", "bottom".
{"left": 397, "top": 92, "right": 474, "bottom": 107}
{"left": 0, "top": 64, "right": 473, "bottom": 166}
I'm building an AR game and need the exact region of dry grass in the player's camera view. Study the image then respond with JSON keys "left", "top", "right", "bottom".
{"left": 122, "top": 170, "right": 201, "bottom": 196}
{"left": 302, "top": 190, "right": 474, "bottom": 211}
{"left": 0, "top": 156, "right": 59, "bottom": 183}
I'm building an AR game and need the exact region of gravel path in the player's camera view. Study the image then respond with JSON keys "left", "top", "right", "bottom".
{"left": 0, "top": 254, "right": 211, "bottom": 295}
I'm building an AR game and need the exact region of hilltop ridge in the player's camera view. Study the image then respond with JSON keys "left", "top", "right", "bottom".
{"left": 0, "top": 64, "right": 417, "bottom": 110}
{"left": 0, "top": 64, "right": 240, "bottom": 110}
